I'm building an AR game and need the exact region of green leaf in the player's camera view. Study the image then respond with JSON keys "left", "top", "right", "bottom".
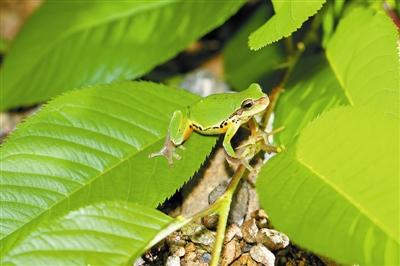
{"left": 224, "top": 5, "right": 286, "bottom": 90}
{"left": 273, "top": 55, "right": 349, "bottom": 145}
{"left": 0, "top": 0, "right": 245, "bottom": 111}
{"left": 326, "top": 8, "right": 399, "bottom": 115}
{"left": 258, "top": 7, "right": 399, "bottom": 264}
{"left": 249, "top": 0, "right": 326, "bottom": 50}
{"left": 321, "top": 0, "right": 345, "bottom": 47}
{"left": 1, "top": 201, "right": 173, "bottom": 265}
{"left": 274, "top": 8, "right": 399, "bottom": 145}
{"left": 0, "top": 81, "right": 217, "bottom": 255}
{"left": 258, "top": 106, "right": 399, "bottom": 265}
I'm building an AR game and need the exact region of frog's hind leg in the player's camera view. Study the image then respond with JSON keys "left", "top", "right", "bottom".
{"left": 149, "top": 110, "right": 192, "bottom": 166}
{"left": 169, "top": 110, "right": 193, "bottom": 146}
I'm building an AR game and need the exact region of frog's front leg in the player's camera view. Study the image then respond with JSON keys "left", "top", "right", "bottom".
{"left": 222, "top": 123, "right": 254, "bottom": 170}
{"left": 149, "top": 110, "right": 192, "bottom": 166}
{"left": 222, "top": 123, "right": 241, "bottom": 158}
{"left": 245, "top": 117, "right": 283, "bottom": 154}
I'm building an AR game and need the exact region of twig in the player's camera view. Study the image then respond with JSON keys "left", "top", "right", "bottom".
{"left": 210, "top": 165, "right": 246, "bottom": 266}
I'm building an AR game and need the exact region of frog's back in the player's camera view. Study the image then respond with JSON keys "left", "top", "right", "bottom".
{"left": 188, "top": 92, "right": 239, "bottom": 128}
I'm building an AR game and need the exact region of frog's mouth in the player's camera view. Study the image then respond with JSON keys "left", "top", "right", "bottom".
{"left": 256, "top": 96, "right": 270, "bottom": 106}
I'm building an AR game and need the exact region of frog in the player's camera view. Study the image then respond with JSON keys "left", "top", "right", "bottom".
{"left": 149, "top": 83, "right": 270, "bottom": 167}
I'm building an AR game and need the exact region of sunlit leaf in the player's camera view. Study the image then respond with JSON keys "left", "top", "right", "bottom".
{"left": 249, "top": 0, "right": 326, "bottom": 50}
{"left": 257, "top": 7, "right": 399, "bottom": 264}
{"left": 0, "top": 81, "right": 217, "bottom": 255}
{"left": 258, "top": 107, "right": 399, "bottom": 265}
{"left": 274, "top": 8, "right": 399, "bottom": 145}
{"left": 0, "top": 1, "right": 245, "bottom": 111}
{"left": 1, "top": 201, "right": 173, "bottom": 266}
{"left": 224, "top": 5, "right": 286, "bottom": 90}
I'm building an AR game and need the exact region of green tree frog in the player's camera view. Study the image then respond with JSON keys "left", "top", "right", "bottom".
{"left": 150, "top": 83, "right": 269, "bottom": 166}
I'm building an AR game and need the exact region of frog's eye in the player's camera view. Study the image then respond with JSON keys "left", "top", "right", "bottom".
{"left": 241, "top": 99, "right": 254, "bottom": 109}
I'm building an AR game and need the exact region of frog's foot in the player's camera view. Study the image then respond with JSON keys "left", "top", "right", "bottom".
{"left": 235, "top": 138, "right": 257, "bottom": 150}
{"left": 149, "top": 138, "right": 180, "bottom": 167}
{"left": 225, "top": 153, "right": 253, "bottom": 171}
{"left": 262, "top": 143, "right": 285, "bottom": 154}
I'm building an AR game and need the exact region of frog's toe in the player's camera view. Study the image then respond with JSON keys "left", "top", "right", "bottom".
{"left": 150, "top": 145, "right": 177, "bottom": 166}
{"left": 173, "top": 153, "right": 181, "bottom": 160}
{"left": 177, "top": 145, "right": 186, "bottom": 151}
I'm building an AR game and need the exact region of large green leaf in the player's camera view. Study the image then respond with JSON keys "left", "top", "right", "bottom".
{"left": 257, "top": 107, "right": 399, "bottom": 264}
{"left": 0, "top": 0, "right": 245, "bottom": 111}
{"left": 1, "top": 201, "right": 173, "bottom": 266}
{"left": 223, "top": 5, "right": 286, "bottom": 90}
{"left": 274, "top": 8, "right": 399, "bottom": 145}
{"left": 0, "top": 81, "right": 217, "bottom": 255}
{"left": 326, "top": 8, "right": 399, "bottom": 115}
{"left": 257, "top": 6, "right": 399, "bottom": 264}
{"left": 273, "top": 55, "right": 349, "bottom": 145}
{"left": 249, "top": 0, "right": 326, "bottom": 50}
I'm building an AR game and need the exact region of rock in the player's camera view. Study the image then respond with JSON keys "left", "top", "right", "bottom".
{"left": 180, "top": 69, "right": 229, "bottom": 97}
{"left": 241, "top": 218, "right": 258, "bottom": 243}
{"left": 181, "top": 149, "right": 229, "bottom": 217}
{"left": 166, "top": 255, "right": 181, "bottom": 266}
{"left": 221, "top": 239, "right": 241, "bottom": 266}
{"left": 208, "top": 180, "right": 228, "bottom": 204}
{"left": 231, "top": 253, "right": 258, "bottom": 266}
{"left": 241, "top": 242, "right": 253, "bottom": 253}
{"left": 171, "top": 246, "right": 186, "bottom": 257}
{"left": 256, "top": 218, "right": 269, "bottom": 229}
{"left": 200, "top": 252, "right": 212, "bottom": 263}
{"left": 245, "top": 185, "right": 261, "bottom": 221}
{"left": 229, "top": 180, "right": 249, "bottom": 225}
{"left": 181, "top": 223, "right": 215, "bottom": 251}
{"left": 133, "top": 257, "right": 145, "bottom": 266}
{"left": 202, "top": 214, "right": 218, "bottom": 230}
{"left": 250, "top": 244, "right": 275, "bottom": 266}
{"left": 166, "top": 232, "right": 186, "bottom": 247}
{"left": 256, "top": 228, "right": 289, "bottom": 250}
{"left": 183, "top": 252, "right": 197, "bottom": 263}
{"left": 190, "top": 230, "right": 215, "bottom": 252}
{"left": 224, "top": 223, "right": 242, "bottom": 243}
{"left": 251, "top": 209, "right": 269, "bottom": 228}
{"left": 185, "top": 242, "right": 196, "bottom": 253}
{"left": 251, "top": 209, "right": 269, "bottom": 220}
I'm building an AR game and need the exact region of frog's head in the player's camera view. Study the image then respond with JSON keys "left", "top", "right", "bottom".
{"left": 233, "top": 83, "right": 269, "bottom": 120}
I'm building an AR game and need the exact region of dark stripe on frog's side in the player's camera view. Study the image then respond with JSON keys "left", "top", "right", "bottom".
{"left": 191, "top": 116, "right": 241, "bottom": 134}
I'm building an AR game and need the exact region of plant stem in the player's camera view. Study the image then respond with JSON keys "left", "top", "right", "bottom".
{"left": 210, "top": 165, "right": 246, "bottom": 266}
{"left": 261, "top": 15, "right": 322, "bottom": 129}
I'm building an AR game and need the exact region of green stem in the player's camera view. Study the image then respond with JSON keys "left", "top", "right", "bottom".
{"left": 262, "top": 15, "right": 322, "bottom": 129}
{"left": 210, "top": 165, "right": 246, "bottom": 266}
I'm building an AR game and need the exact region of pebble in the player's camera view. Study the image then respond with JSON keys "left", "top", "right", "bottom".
{"left": 181, "top": 223, "right": 215, "bottom": 252}
{"left": 185, "top": 242, "right": 196, "bottom": 253}
{"left": 256, "top": 218, "right": 269, "bottom": 229}
{"left": 166, "top": 232, "right": 186, "bottom": 247}
{"left": 256, "top": 228, "right": 289, "bottom": 250}
{"left": 221, "top": 239, "right": 241, "bottom": 266}
{"left": 202, "top": 214, "right": 218, "bottom": 230}
{"left": 171, "top": 246, "right": 186, "bottom": 257}
{"left": 229, "top": 180, "right": 249, "bottom": 225}
{"left": 208, "top": 180, "right": 228, "bottom": 204}
{"left": 251, "top": 209, "right": 269, "bottom": 220}
{"left": 224, "top": 223, "right": 242, "bottom": 243}
{"left": 251, "top": 209, "right": 269, "bottom": 229}
{"left": 133, "top": 257, "right": 145, "bottom": 266}
{"left": 231, "top": 253, "right": 258, "bottom": 266}
{"left": 200, "top": 252, "right": 212, "bottom": 263}
{"left": 241, "top": 218, "right": 258, "bottom": 243}
{"left": 166, "top": 255, "right": 181, "bottom": 266}
{"left": 184, "top": 251, "right": 197, "bottom": 262}
{"left": 241, "top": 242, "right": 253, "bottom": 253}
{"left": 250, "top": 244, "right": 275, "bottom": 266}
